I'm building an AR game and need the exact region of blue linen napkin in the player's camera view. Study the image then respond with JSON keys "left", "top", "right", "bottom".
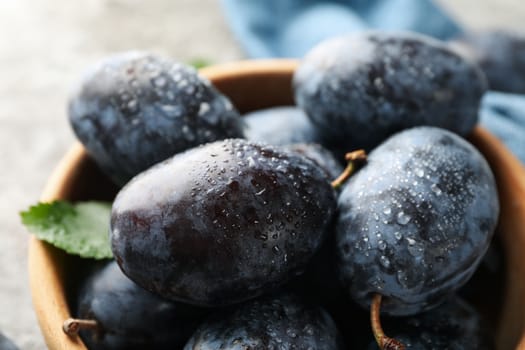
{"left": 220, "top": 0, "right": 525, "bottom": 163}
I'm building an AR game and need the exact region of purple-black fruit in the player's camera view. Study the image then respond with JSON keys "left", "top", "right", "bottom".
{"left": 183, "top": 293, "right": 345, "bottom": 349}
{"left": 73, "top": 261, "right": 206, "bottom": 350}
{"left": 294, "top": 31, "right": 486, "bottom": 152}
{"left": 244, "top": 106, "right": 322, "bottom": 146}
{"left": 450, "top": 30, "right": 525, "bottom": 94}
{"left": 367, "top": 297, "right": 494, "bottom": 349}
{"left": 68, "top": 52, "right": 243, "bottom": 186}
{"left": 283, "top": 143, "right": 344, "bottom": 180}
{"left": 336, "top": 127, "right": 499, "bottom": 316}
{"left": 111, "top": 139, "right": 336, "bottom": 306}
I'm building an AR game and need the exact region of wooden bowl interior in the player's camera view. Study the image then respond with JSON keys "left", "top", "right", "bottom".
{"left": 29, "top": 59, "right": 525, "bottom": 350}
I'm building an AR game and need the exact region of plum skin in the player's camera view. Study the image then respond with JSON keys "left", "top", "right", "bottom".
{"left": 68, "top": 51, "right": 244, "bottom": 186}
{"left": 450, "top": 30, "right": 525, "bottom": 94}
{"left": 367, "top": 297, "right": 494, "bottom": 349}
{"left": 183, "top": 293, "right": 346, "bottom": 350}
{"left": 336, "top": 127, "right": 499, "bottom": 316}
{"left": 244, "top": 106, "right": 321, "bottom": 145}
{"left": 76, "top": 261, "right": 207, "bottom": 350}
{"left": 110, "top": 139, "right": 337, "bottom": 306}
{"left": 294, "top": 31, "right": 486, "bottom": 152}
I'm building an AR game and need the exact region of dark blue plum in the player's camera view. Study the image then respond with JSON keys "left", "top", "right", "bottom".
{"left": 68, "top": 52, "right": 244, "bottom": 186}
{"left": 283, "top": 143, "right": 344, "bottom": 180}
{"left": 76, "top": 261, "right": 207, "bottom": 350}
{"left": 294, "top": 31, "right": 486, "bottom": 152}
{"left": 244, "top": 106, "right": 321, "bottom": 145}
{"left": 367, "top": 297, "right": 494, "bottom": 349}
{"left": 0, "top": 332, "right": 18, "bottom": 350}
{"left": 450, "top": 30, "right": 525, "bottom": 94}
{"left": 336, "top": 127, "right": 499, "bottom": 316}
{"left": 183, "top": 293, "right": 345, "bottom": 350}
{"left": 110, "top": 139, "right": 337, "bottom": 306}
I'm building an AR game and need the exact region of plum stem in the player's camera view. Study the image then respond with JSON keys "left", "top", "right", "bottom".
{"left": 371, "top": 294, "right": 405, "bottom": 350}
{"left": 62, "top": 318, "right": 98, "bottom": 336}
{"left": 331, "top": 149, "right": 367, "bottom": 189}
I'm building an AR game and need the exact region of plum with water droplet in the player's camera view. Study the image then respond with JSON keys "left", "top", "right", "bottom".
{"left": 244, "top": 106, "right": 322, "bottom": 145}
{"left": 294, "top": 31, "right": 486, "bottom": 152}
{"left": 283, "top": 143, "right": 344, "bottom": 180}
{"left": 68, "top": 51, "right": 244, "bottom": 186}
{"left": 336, "top": 126, "right": 499, "bottom": 315}
{"left": 183, "top": 293, "right": 345, "bottom": 349}
{"left": 110, "top": 138, "right": 336, "bottom": 306}
{"left": 74, "top": 261, "right": 207, "bottom": 350}
{"left": 367, "top": 297, "right": 494, "bottom": 349}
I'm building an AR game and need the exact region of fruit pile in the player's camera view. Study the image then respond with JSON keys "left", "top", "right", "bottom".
{"left": 61, "top": 31, "right": 501, "bottom": 349}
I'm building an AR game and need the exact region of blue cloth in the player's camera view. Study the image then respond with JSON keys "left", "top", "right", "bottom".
{"left": 220, "top": 0, "right": 525, "bottom": 162}
{"left": 221, "top": 0, "right": 462, "bottom": 58}
{"left": 481, "top": 92, "right": 525, "bottom": 163}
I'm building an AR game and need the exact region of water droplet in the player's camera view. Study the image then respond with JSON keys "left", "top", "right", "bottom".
{"left": 394, "top": 231, "right": 402, "bottom": 240}
{"left": 397, "top": 211, "right": 411, "bottom": 225}
{"left": 198, "top": 102, "right": 210, "bottom": 116}
{"left": 186, "top": 85, "right": 195, "bottom": 94}
{"left": 153, "top": 76, "right": 166, "bottom": 87}
{"left": 303, "top": 324, "right": 314, "bottom": 336}
{"left": 127, "top": 99, "right": 138, "bottom": 113}
{"left": 272, "top": 245, "right": 281, "bottom": 255}
{"left": 256, "top": 233, "right": 268, "bottom": 241}
{"left": 377, "top": 240, "right": 386, "bottom": 251}
{"left": 415, "top": 168, "right": 424, "bottom": 177}
{"left": 181, "top": 125, "right": 195, "bottom": 141}
{"left": 379, "top": 255, "right": 390, "bottom": 268}
{"left": 397, "top": 270, "right": 409, "bottom": 288}
{"left": 383, "top": 207, "right": 391, "bottom": 215}
{"left": 407, "top": 238, "right": 424, "bottom": 257}
{"left": 255, "top": 188, "right": 266, "bottom": 196}
{"left": 431, "top": 183, "right": 442, "bottom": 196}
{"left": 373, "top": 77, "right": 384, "bottom": 90}
{"left": 286, "top": 328, "right": 297, "bottom": 338}
{"left": 160, "top": 104, "right": 183, "bottom": 118}
{"left": 166, "top": 90, "right": 175, "bottom": 100}
{"left": 223, "top": 98, "right": 233, "bottom": 110}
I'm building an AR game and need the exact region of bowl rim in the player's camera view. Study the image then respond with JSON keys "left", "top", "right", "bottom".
{"left": 27, "top": 58, "right": 525, "bottom": 350}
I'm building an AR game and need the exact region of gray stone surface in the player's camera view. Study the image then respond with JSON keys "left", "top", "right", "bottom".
{"left": 0, "top": 0, "right": 523, "bottom": 349}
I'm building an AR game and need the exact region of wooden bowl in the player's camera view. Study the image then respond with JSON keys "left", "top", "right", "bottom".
{"left": 28, "top": 59, "right": 525, "bottom": 350}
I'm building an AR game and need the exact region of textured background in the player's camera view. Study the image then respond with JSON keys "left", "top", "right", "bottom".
{"left": 1, "top": 0, "right": 524, "bottom": 348}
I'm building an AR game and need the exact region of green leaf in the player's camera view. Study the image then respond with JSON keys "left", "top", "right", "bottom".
{"left": 21, "top": 201, "right": 113, "bottom": 259}
{"left": 188, "top": 58, "right": 212, "bottom": 69}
